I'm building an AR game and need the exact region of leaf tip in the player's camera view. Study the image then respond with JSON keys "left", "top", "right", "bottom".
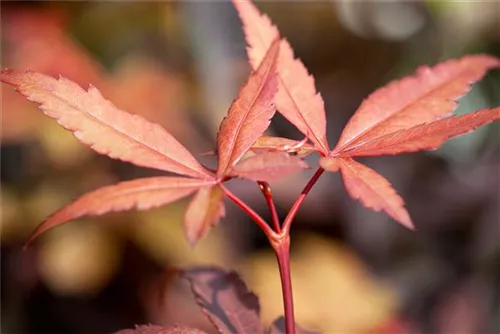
{"left": 185, "top": 229, "right": 203, "bottom": 249}
{"left": 474, "top": 54, "right": 500, "bottom": 67}
{"left": 23, "top": 224, "right": 45, "bottom": 250}
{"left": 22, "top": 241, "right": 32, "bottom": 252}
{"left": 399, "top": 214, "right": 415, "bottom": 231}
{"left": 187, "top": 237, "right": 198, "bottom": 249}
{"left": 24, "top": 223, "right": 54, "bottom": 251}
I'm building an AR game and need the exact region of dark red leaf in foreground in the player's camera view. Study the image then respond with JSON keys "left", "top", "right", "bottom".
{"left": 181, "top": 266, "right": 263, "bottom": 334}
{"left": 320, "top": 157, "right": 413, "bottom": 229}
{"left": 26, "top": 177, "right": 215, "bottom": 246}
{"left": 230, "top": 152, "right": 310, "bottom": 182}
{"left": 268, "top": 316, "right": 320, "bottom": 334}
{"left": 333, "top": 55, "right": 500, "bottom": 154}
{"left": 0, "top": 70, "right": 212, "bottom": 179}
{"left": 116, "top": 324, "right": 208, "bottom": 334}
{"left": 234, "top": 0, "right": 329, "bottom": 154}
{"left": 216, "top": 39, "right": 280, "bottom": 177}
{"left": 184, "top": 185, "right": 225, "bottom": 247}
{"left": 336, "top": 108, "right": 500, "bottom": 157}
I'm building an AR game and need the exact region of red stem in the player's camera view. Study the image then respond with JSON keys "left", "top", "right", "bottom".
{"left": 282, "top": 167, "right": 324, "bottom": 234}
{"left": 272, "top": 236, "right": 295, "bottom": 334}
{"left": 224, "top": 167, "right": 325, "bottom": 334}
{"left": 221, "top": 185, "right": 277, "bottom": 240}
{"left": 258, "top": 181, "right": 281, "bottom": 232}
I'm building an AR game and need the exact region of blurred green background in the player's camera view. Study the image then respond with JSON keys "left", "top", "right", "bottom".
{"left": 1, "top": 1, "right": 499, "bottom": 333}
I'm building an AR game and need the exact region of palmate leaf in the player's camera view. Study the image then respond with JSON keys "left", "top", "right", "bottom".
{"left": 184, "top": 185, "right": 225, "bottom": 247}
{"left": 333, "top": 55, "right": 500, "bottom": 155}
{"left": 0, "top": 70, "right": 212, "bottom": 180}
{"left": 6, "top": 0, "right": 500, "bottom": 250}
{"left": 2, "top": 53, "right": 310, "bottom": 247}
{"left": 233, "top": 0, "right": 329, "bottom": 154}
{"left": 216, "top": 38, "right": 280, "bottom": 177}
{"left": 230, "top": 152, "right": 310, "bottom": 182}
{"left": 317, "top": 54, "right": 500, "bottom": 229}
{"left": 26, "top": 177, "right": 216, "bottom": 246}
{"left": 320, "top": 157, "right": 413, "bottom": 229}
{"left": 233, "top": 1, "right": 500, "bottom": 230}
{"left": 181, "top": 266, "right": 263, "bottom": 334}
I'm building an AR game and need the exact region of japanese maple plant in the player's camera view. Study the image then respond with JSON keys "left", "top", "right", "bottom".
{"left": 3, "top": 1, "right": 499, "bottom": 333}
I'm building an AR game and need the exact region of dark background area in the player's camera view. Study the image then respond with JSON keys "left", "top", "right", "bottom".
{"left": 1, "top": 1, "right": 499, "bottom": 333}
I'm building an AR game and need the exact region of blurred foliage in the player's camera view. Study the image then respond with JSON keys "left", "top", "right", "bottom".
{"left": 1, "top": 1, "right": 499, "bottom": 333}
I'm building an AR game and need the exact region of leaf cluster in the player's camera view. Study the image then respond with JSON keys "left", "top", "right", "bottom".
{"left": 1, "top": 0, "right": 499, "bottom": 248}
{"left": 1, "top": 1, "right": 499, "bottom": 333}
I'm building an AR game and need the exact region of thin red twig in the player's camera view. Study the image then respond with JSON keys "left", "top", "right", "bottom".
{"left": 221, "top": 184, "right": 277, "bottom": 240}
{"left": 273, "top": 167, "right": 325, "bottom": 333}
{"left": 282, "top": 167, "right": 324, "bottom": 234}
{"left": 257, "top": 181, "right": 281, "bottom": 232}
{"left": 224, "top": 167, "right": 325, "bottom": 334}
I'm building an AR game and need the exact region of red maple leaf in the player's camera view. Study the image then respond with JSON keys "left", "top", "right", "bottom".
{"left": 234, "top": 0, "right": 500, "bottom": 229}
{"left": 1, "top": 38, "right": 308, "bottom": 247}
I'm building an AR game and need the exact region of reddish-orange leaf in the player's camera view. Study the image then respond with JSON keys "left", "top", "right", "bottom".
{"left": 320, "top": 157, "right": 413, "bottom": 230}
{"left": 333, "top": 55, "right": 500, "bottom": 154}
{"left": 183, "top": 185, "right": 225, "bottom": 247}
{"left": 251, "top": 136, "right": 316, "bottom": 157}
{"left": 216, "top": 39, "right": 280, "bottom": 177}
{"left": 1, "top": 70, "right": 212, "bottom": 180}
{"left": 337, "top": 108, "right": 500, "bottom": 157}
{"left": 182, "top": 266, "right": 263, "bottom": 334}
{"left": 233, "top": 0, "right": 329, "bottom": 154}
{"left": 26, "top": 177, "right": 215, "bottom": 246}
{"left": 230, "top": 152, "right": 310, "bottom": 182}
